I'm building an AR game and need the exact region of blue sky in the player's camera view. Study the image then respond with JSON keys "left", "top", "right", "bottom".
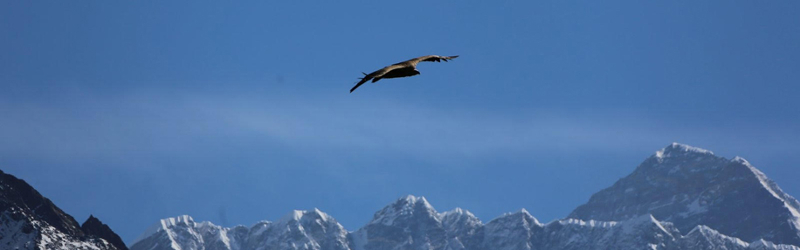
{"left": 2, "top": 1, "right": 799, "bottom": 245}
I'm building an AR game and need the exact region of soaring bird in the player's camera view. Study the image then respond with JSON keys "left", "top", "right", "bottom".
{"left": 350, "top": 55, "right": 459, "bottom": 93}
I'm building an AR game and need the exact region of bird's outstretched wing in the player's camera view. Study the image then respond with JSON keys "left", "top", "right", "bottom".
{"left": 403, "top": 55, "right": 459, "bottom": 67}
{"left": 350, "top": 65, "right": 405, "bottom": 93}
{"left": 350, "top": 72, "right": 373, "bottom": 93}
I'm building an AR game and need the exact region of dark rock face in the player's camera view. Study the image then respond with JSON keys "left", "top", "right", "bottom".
{"left": 0, "top": 169, "right": 85, "bottom": 238}
{"left": 0, "top": 169, "right": 124, "bottom": 250}
{"left": 82, "top": 215, "right": 129, "bottom": 250}
{"left": 568, "top": 143, "right": 800, "bottom": 246}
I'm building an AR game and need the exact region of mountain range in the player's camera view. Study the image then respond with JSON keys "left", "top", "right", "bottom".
{"left": 2, "top": 143, "right": 800, "bottom": 249}
{"left": 129, "top": 143, "right": 800, "bottom": 250}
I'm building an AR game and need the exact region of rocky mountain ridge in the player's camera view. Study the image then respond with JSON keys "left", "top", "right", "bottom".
{"left": 131, "top": 196, "right": 800, "bottom": 250}
{"left": 130, "top": 143, "right": 800, "bottom": 250}
{"left": 0, "top": 169, "right": 127, "bottom": 250}
{"left": 3, "top": 143, "right": 799, "bottom": 250}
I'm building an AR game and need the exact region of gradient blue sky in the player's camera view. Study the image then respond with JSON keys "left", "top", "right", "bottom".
{"left": 2, "top": 1, "right": 799, "bottom": 245}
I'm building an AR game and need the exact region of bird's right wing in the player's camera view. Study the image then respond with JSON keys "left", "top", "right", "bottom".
{"left": 406, "top": 55, "right": 459, "bottom": 66}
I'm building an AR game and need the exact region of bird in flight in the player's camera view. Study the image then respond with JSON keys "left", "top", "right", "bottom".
{"left": 350, "top": 55, "right": 459, "bottom": 93}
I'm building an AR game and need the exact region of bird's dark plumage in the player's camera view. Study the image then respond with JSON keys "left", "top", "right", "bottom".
{"left": 350, "top": 55, "right": 459, "bottom": 93}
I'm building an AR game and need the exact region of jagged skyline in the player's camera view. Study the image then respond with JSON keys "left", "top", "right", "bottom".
{"left": 3, "top": 143, "right": 800, "bottom": 249}
{"left": 131, "top": 143, "right": 800, "bottom": 248}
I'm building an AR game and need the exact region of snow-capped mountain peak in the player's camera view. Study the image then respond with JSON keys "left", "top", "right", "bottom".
{"left": 489, "top": 208, "right": 542, "bottom": 228}
{"left": 439, "top": 207, "right": 480, "bottom": 225}
{"left": 570, "top": 143, "right": 800, "bottom": 246}
{"left": 439, "top": 207, "right": 483, "bottom": 245}
{"left": 277, "top": 210, "right": 308, "bottom": 224}
{"left": 131, "top": 215, "right": 196, "bottom": 246}
{"left": 655, "top": 142, "right": 715, "bottom": 159}
{"left": 368, "top": 195, "right": 439, "bottom": 227}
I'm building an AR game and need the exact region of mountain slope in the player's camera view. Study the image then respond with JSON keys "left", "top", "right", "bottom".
{"left": 0, "top": 169, "right": 125, "bottom": 250}
{"left": 569, "top": 143, "right": 800, "bottom": 246}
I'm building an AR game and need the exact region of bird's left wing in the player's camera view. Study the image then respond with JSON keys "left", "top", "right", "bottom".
{"left": 350, "top": 73, "right": 372, "bottom": 93}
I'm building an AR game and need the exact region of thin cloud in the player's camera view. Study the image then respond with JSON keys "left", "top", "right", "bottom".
{"left": 3, "top": 88, "right": 795, "bottom": 170}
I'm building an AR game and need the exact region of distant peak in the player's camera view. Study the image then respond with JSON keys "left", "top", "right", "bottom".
{"left": 310, "top": 208, "right": 330, "bottom": 220}
{"left": 394, "top": 195, "right": 435, "bottom": 210}
{"left": 277, "top": 209, "right": 332, "bottom": 224}
{"left": 167, "top": 215, "right": 195, "bottom": 225}
{"left": 278, "top": 210, "right": 305, "bottom": 223}
{"left": 368, "top": 195, "right": 440, "bottom": 226}
{"left": 81, "top": 215, "right": 129, "bottom": 250}
{"left": 493, "top": 208, "right": 541, "bottom": 227}
{"left": 499, "top": 208, "right": 532, "bottom": 217}
{"left": 82, "top": 215, "right": 102, "bottom": 229}
{"left": 442, "top": 207, "right": 475, "bottom": 217}
{"left": 440, "top": 207, "right": 480, "bottom": 223}
{"left": 81, "top": 215, "right": 101, "bottom": 227}
{"left": 132, "top": 215, "right": 198, "bottom": 245}
{"left": 655, "top": 142, "right": 715, "bottom": 159}
{"left": 400, "top": 194, "right": 427, "bottom": 204}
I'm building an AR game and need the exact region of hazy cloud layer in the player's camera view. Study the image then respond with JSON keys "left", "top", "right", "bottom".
{"left": 2, "top": 88, "right": 797, "bottom": 170}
